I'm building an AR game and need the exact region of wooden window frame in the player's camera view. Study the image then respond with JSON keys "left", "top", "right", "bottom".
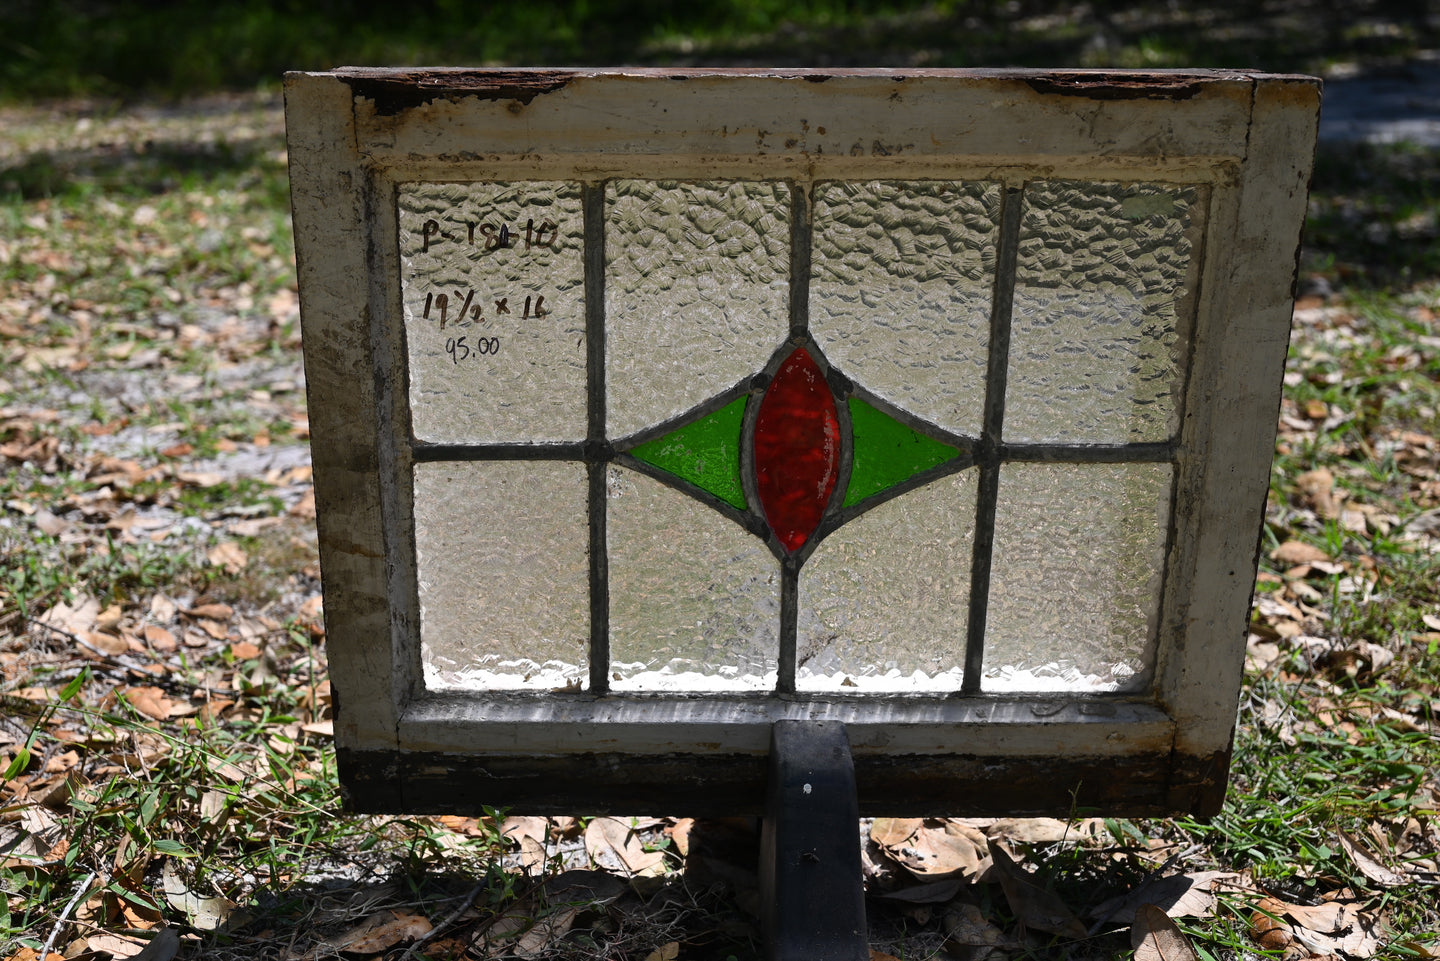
{"left": 285, "top": 68, "right": 1319, "bottom": 817}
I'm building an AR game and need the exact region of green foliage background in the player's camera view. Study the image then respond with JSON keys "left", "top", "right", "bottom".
{"left": 4, "top": 0, "right": 1440, "bottom": 100}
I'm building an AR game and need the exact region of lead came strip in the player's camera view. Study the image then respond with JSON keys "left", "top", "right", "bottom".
{"left": 961, "top": 185, "right": 1024, "bottom": 695}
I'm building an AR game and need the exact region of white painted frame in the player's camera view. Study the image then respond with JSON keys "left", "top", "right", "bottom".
{"left": 285, "top": 68, "right": 1318, "bottom": 816}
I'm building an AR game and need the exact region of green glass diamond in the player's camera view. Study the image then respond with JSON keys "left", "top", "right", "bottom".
{"left": 844, "top": 398, "right": 960, "bottom": 507}
{"left": 630, "top": 395, "right": 749, "bottom": 510}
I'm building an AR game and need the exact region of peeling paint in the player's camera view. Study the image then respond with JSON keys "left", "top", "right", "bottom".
{"left": 1025, "top": 72, "right": 1214, "bottom": 101}
{"left": 339, "top": 69, "right": 574, "bottom": 116}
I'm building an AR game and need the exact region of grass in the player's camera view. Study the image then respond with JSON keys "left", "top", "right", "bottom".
{"left": 2, "top": 14, "right": 1440, "bottom": 957}
{"left": 3, "top": 0, "right": 1440, "bottom": 100}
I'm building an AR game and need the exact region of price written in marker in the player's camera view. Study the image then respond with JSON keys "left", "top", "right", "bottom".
{"left": 445, "top": 335, "right": 500, "bottom": 364}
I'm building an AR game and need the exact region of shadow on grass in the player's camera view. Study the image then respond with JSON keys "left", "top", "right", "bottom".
{"left": 1303, "top": 139, "right": 1440, "bottom": 290}
{"left": 198, "top": 868, "right": 759, "bottom": 961}
{"left": 0, "top": 136, "right": 285, "bottom": 202}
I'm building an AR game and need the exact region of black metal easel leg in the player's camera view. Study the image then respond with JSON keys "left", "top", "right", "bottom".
{"left": 760, "top": 719, "right": 868, "bottom": 961}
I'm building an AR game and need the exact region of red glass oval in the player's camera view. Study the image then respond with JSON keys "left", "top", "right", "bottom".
{"left": 753, "top": 348, "right": 841, "bottom": 552}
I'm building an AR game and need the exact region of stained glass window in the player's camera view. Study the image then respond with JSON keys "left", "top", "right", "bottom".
{"left": 400, "top": 178, "right": 1195, "bottom": 696}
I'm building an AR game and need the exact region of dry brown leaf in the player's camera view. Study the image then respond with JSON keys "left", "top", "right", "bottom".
{"left": 1132, "top": 903, "right": 1199, "bottom": 961}
{"left": 206, "top": 542, "right": 247, "bottom": 574}
{"left": 1089, "top": 871, "right": 1242, "bottom": 922}
{"left": 871, "top": 817, "right": 923, "bottom": 848}
{"left": 161, "top": 862, "right": 236, "bottom": 932}
{"left": 943, "top": 901, "right": 1013, "bottom": 949}
{"left": 228, "top": 641, "right": 261, "bottom": 660}
{"left": 40, "top": 596, "right": 99, "bottom": 636}
{"left": 121, "top": 687, "right": 174, "bottom": 721}
{"left": 1286, "top": 903, "right": 1385, "bottom": 959}
{"left": 196, "top": 618, "right": 229, "bottom": 640}
{"left": 1283, "top": 900, "right": 1354, "bottom": 933}
{"left": 987, "top": 841, "right": 1086, "bottom": 938}
{"left": 435, "top": 815, "right": 481, "bottom": 835}
{"left": 84, "top": 631, "right": 128, "bottom": 656}
{"left": 141, "top": 625, "right": 176, "bottom": 651}
{"left": 77, "top": 934, "right": 147, "bottom": 959}
{"left": 667, "top": 817, "right": 693, "bottom": 857}
{"left": 176, "top": 470, "right": 224, "bottom": 488}
{"left": 585, "top": 817, "right": 666, "bottom": 876}
{"left": 1338, "top": 829, "right": 1409, "bottom": 887}
{"left": 331, "top": 910, "right": 433, "bottom": 953}
{"left": 184, "top": 603, "right": 233, "bottom": 622}
{"left": 645, "top": 942, "right": 680, "bottom": 961}
{"left": 904, "top": 824, "right": 983, "bottom": 879}
{"left": 149, "top": 595, "right": 177, "bottom": 621}
{"left": 985, "top": 817, "right": 1077, "bottom": 844}
{"left": 502, "top": 815, "right": 549, "bottom": 844}
{"left": 516, "top": 905, "right": 583, "bottom": 957}
{"left": 1295, "top": 467, "right": 1342, "bottom": 518}
{"left": 1271, "top": 540, "right": 1331, "bottom": 565}
{"left": 1249, "top": 897, "right": 1296, "bottom": 954}
{"left": 519, "top": 835, "right": 548, "bottom": 876}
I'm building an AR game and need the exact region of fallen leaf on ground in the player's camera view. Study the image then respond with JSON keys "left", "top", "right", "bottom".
{"left": 585, "top": 817, "right": 666, "bottom": 876}
{"left": 1132, "top": 903, "right": 1199, "bottom": 961}
{"left": 141, "top": 625, "right": 176, "bottom": 650}
{"left": 984, "top": 817, "right": 1078, "bottom": 844}
{"left": 75, "top": 935, "right": 146, "bottom": 960}
{"left": 329, "top": 909, "right": 432, "bottom": 954}
{"left": 645, "top": 943, "right": 680, "bottom": 961}
{"left": 85, "top": 631, "right": 128, "bottom": 655}
{"left": 667, "top": 817, "right": 693, "bottom": 856}
{"left": 206, "top": 542, "right": 248, "bottom": 574}
{"left": 1271, "top": 540, "right": 1331, "bottom": 565}
{"left": 162, "top": 861, "right": 236, "bottom": 931}
{"left": 502, "top": 815, "right": 548, "bottom": 845}
{"left": 121, "top": 687, "right": 175, "bottom": 721}
{"left": 987, "top": 841, "right": 1086, "bottom": 938}
{"left": 184, "top": 603, "right": 233, "bottom": 621}
{"left": 40, "top": 596, "right": 100, "bottom": 636}
{"left": 1248, "top": 898, "right": 1296, "bottom": 955}
{"left": 1338, "top": 829, "right": 1409, "bottom": 887}
{"left": 875, "top": 819, "right": 983, "bottom": 880}
{"left": 1089, "top": 871, "right": 1242, "bottom": 922}
{"left": 871, "top": 817, "right": 923, "bottom": 848}
{"left": 944, "top": 901, "right": 1013, "bottom": 949}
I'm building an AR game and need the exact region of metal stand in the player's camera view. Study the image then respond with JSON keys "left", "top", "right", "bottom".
{"left": 760, "top": 720, "right": 868, "bottom": 961}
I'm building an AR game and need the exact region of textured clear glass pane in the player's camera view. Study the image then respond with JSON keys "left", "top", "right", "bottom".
{"left": 399, "top": 182, "right": 586, "bottom": 444}
{"left": 1005, "top": 182, "right": 1200, "bottom": 444}
{"left": 607, "top": 466, "right": 778, "bottom": 691}
{"left": 415, "top": 461, "right": 590, "bottom": 691}
{"left": 606, "top": 181, "right": 790, "bottom": 438}
{"left": 811, "top": 181, "right": 999, "bottom": 437}
{"left": 983, "top": 462, "right": 1171, "bottom": 693}
{"left": 796, "top": 470, "right": 977, "bottom": 692}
